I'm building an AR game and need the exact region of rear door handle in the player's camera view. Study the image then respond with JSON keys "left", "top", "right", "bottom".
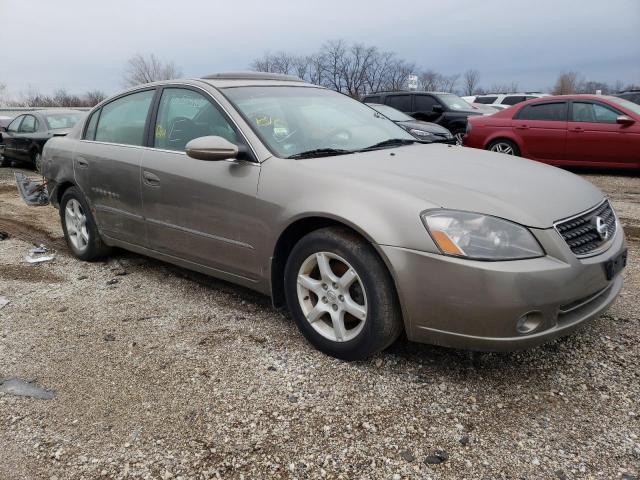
{"left": 76, "top": 157, "right": 88, "bottom": 168}
{"left": 570, "top": 127, "right": 584, "bottom": 132}
{"left": 514, "top": 125, "right": 529, "bottom": 130}
{"left": 143, "top": 171, "right": 160, "bottom": 186}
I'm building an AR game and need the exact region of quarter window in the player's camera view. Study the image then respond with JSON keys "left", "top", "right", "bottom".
{"left": 153, "top": 88, "right": 237, "bottom": 151}
{"left": 7, "top": 115, "right": 23, "bottom": 132}
{"left": 571, "top": 102, "right": 620, "bottom": 123}
{"left": 84, "top": 109, "right": 100, "bottom": 140}
{"left": 19, "top": 115, "right": 37, "bottom": 133}
{"left": 95, "top": 90, "right": 155, "bottom": 146}
{"left": 517, "top": 102, "right": 567, "bottom": 121}
{"left": 386, "top": 95, "right": 412, "bottom": 112}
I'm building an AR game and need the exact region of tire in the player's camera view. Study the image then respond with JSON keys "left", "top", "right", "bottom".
{"left": 32, "top": 150, "right": 42, "bottom": 173}
{"left": 284, "top": 226, "right": 403, "bottom": 361}
{"left": 60, "top": 186, "right": 111, "bottom": 261}
{"left": 452, "top": 129, "right": 465, "bottom": 145}
{"left": 487, "top": 139, "right": 520, "bottom": 156}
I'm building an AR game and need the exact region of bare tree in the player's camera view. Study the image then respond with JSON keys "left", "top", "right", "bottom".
{"left": 487, "top": 81, "right": 520, "bottom": 94}
{"left": 123, "top": 53, "right": 182, "bottom": 87}
{"left": 418, "top": 70, "right": 443, "bottom": 91}
{"left": 462, "top": 69, "right": 481, "bottom": 96}
{"left": 440, "top": 74, "right": 460, "bottom": 93}
{"left": 83, "top": 90, "right": 107, "bottom": 106}
{"left": 553, "top": 71, "right": 582, "bottom": 95}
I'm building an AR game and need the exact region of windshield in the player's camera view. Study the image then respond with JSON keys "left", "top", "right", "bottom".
{"left": 223, "top": 86, "right": 415, "bottom": 158}
{"left": 368, "top": 103, "right": 414, "bottom": 122}
{"left": 437, "top": 94, "right": 474, "bottom": 111}
{"left": 608, "top": 96, "right": 640, "bottom": 116}
{"left": 44, "top": 113, "right": 84, "bottom": 130}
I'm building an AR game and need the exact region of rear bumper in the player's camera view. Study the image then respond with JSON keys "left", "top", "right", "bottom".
{"left": 380, "top": 225, "right": 626, "bottom": 351}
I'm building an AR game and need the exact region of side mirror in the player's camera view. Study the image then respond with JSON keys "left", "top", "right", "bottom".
{"left": 185, "top": 136, "right": 239, "bottom": 161}
{"left": 616, "top": 115, "right": 635, "bottom": 126}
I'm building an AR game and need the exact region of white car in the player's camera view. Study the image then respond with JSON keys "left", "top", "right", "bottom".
{"left": 464, "top": 93, "right": 550, "bottom": 109}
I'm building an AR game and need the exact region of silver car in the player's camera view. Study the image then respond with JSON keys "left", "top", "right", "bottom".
{"left": 42, "top": 72, "right": 627, "bottom": 360}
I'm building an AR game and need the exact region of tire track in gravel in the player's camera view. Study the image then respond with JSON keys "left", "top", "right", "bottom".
{"left": 0, "top": 217, "right": 67, "bottom": 251}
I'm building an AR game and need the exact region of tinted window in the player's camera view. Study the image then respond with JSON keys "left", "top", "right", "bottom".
{"left": 84, "top": 109, "right": 100, "bottom": 140}
{"left": 7, "top": 115, "right": 23, "bottom": 132}
{"left": 501, "top": 96, "right": 526, "bottom": 105}
{"left": 364, "top": 96, "right": 381, "bottom": 104}
{"left": 517, "top": 102, "right": 567, "bottom": 121}
{"left": 386, "top": 95, "right": 412, "bottom": 112}
{"left": 414, "top": 95, "right": 438, "bottom": 111}
{"left": 609, "top": 96, "right": 640, "bottom": 115}
{"left": 571, "top": 102, "right": 620, "bottom": 123}
{"left": 154, "top": 88, "right": 237, "bottom": 151}
{"left": 95, "top": 90, "right": 155, "bottom": 146}
{"left": 475, "top": 96, "right": 498, "bottom": 104}
{"left": 19, "top": 115, "right": 37, "bottom": 133}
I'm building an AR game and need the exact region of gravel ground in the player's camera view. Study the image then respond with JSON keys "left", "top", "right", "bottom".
{"left": 0, "top": 166, "right": 638, "bottom": 480}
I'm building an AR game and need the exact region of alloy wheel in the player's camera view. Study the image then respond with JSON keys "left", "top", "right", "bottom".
{"left": 490, "top": 142, "right": 515, "bottom": 155}
{"left": 296, "top": 251, "right": 367, "bottom": 342}
{"left": 64, "top": 199, "right": 89, "bottom": 252}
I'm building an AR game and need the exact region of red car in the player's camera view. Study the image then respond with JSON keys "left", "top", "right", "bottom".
{"left": 463, "top": 95, "right": 640, "bottom": 169}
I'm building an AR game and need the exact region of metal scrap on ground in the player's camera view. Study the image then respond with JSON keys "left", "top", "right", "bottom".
{"left": 0, "top": 378, "right": 55, "bottom": 400}
{"left": 15, "top": 172, "right": 49, "bottom": 206}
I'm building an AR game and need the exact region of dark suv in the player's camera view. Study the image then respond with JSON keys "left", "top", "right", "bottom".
{"left": 362, "top": 91, "right": 482, "bottom": 143}
{"left": 615, "top": 90, "right": 640, "bottom": 105}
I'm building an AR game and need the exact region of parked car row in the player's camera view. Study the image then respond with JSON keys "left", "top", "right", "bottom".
{"left": 0, "top": 110, "right": 85, "bottom": 170}
{"left": 38, "top": 72, "right": 627, "bottom": 360}
{"left": 463, "top": 95, "right": 640, "bottom": 169}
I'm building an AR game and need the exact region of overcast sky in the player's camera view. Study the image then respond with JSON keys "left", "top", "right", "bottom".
{"left": 1, "top": 0, "right": 638, "bottom": 98}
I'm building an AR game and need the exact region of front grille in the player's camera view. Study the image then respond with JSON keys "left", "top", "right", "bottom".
{"left": 555, "top": 200, "right": 616, "bottom": 256}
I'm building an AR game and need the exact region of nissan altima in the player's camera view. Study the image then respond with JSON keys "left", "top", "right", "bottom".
{"left": 41, "top": 73, "right": 627, "bottom": 360}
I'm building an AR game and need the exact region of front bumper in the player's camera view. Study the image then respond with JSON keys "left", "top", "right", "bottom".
{"left": 381, "top": 224, "right": 626, "bottom": 351}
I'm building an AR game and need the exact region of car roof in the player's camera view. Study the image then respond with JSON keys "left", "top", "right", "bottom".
{"left": 200, "top": 72, "right": 316, "bottom": 89}
{"left": 365, "top": 91, "right": 453, "bottom": 96}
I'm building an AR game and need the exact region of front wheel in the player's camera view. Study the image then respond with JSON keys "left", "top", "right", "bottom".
{"left": 487, "top": 139, "right": 520, "bottom": 156}
{"left": 60, "top": 187, "right": 111, "bottom": 261}
{"left": 284, "top": 227, "right": 403, "bottom": 361}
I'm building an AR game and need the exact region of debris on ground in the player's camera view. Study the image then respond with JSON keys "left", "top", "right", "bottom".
{"left": 0, "top": 378, "right": 55, "bottom": 400}
{"left": 0, "top": 296, "right": 8, "bottom": 309}
{"left": 24, "top": 252, "right": 55, "bottom": 264}
{"left": 14, "top": 172, "right": 49, "bottom": 206}
{"left": 0, "top": 231, "right": 8, "bottom": 241}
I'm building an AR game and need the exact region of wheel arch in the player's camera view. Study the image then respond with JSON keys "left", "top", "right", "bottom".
{"left": 269, "top": 215, "right": 403, "bottom": 324}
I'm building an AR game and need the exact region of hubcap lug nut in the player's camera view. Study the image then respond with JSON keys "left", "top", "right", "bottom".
{"left": 322, "top": 284, "right": 328, "bottom": 290}
{"left": 322, "top": 297, "right": 328, "bottom": 303}
{"left": 338, "top": 295, "right": 344, "bottom": 302}
{"left": 332, "top": 282, "right": 338, "bottom": 289}
{"left": 332, "top": 304, "right": 338, "bottom": 311}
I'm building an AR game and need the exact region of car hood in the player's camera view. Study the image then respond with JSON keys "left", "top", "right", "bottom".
{"left": 300, "top": 143, "right": 603, "bottom": 228}
{"left": 396, "top": 120, "right": 451, "bottom": 135}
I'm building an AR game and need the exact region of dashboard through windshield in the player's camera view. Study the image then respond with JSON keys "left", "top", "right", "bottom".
{"left": 223, "top": 86, "right": 415, "bottom": 158}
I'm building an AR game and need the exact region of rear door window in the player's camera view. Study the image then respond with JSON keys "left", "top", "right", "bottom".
{"left": 516, "top": 102, "right": 567, "bottom": 121}
{"left": 386, "top": 95, "right": 412, "bottom": 112}
{"left": 95, "top": 90, "right": 155, "bottom": 146}
{"left": 571, "top": 102, "right": 621, "bottom": 123}
{"left": 19, "top": 115, "right": 37, "bottom": 133}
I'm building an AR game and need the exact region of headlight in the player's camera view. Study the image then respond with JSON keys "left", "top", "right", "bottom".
{"left": 421, "top": 210, "right": 544, "bottom": 260}
{"left": 409, "top": 128, "right": 433, "bottom": 137}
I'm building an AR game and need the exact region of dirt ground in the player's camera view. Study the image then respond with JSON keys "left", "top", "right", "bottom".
{"left": 0, "top": 166, "right": 638, "bottom": 480}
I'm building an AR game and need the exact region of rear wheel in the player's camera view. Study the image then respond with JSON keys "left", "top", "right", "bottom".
{"left": 487, "top": 139, "right": 520, "bottom": 156}
{"left": 284, "top": 227, "right": 402, "bottom": 361}
{"left": 452, "top": 129, "right": 465, "bottom": 145}
{"left": 33, "top": 150, "right": 42, "bottom": 173}
{"left": 60, "top": 187, "right": 111, "bottom": 261}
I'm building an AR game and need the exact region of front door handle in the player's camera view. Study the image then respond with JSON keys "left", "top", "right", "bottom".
{"left": 514, "top": 125, "right": 529, "bottom": 130}
{"left": 76, "top": 157, "right": 89, "bottom": 168}
{"left": 143, "top": 171, "right": 161, "bottom": 186}
{"left": 570, "top": 127, "right": 584, "bottom": 133}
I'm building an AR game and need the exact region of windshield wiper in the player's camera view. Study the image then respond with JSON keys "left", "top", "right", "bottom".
{"left": 287, "top": 148, "right": 352, "bottom": 159}
{"left": 357, "top": 138, "right": 418, "bottom": 152}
